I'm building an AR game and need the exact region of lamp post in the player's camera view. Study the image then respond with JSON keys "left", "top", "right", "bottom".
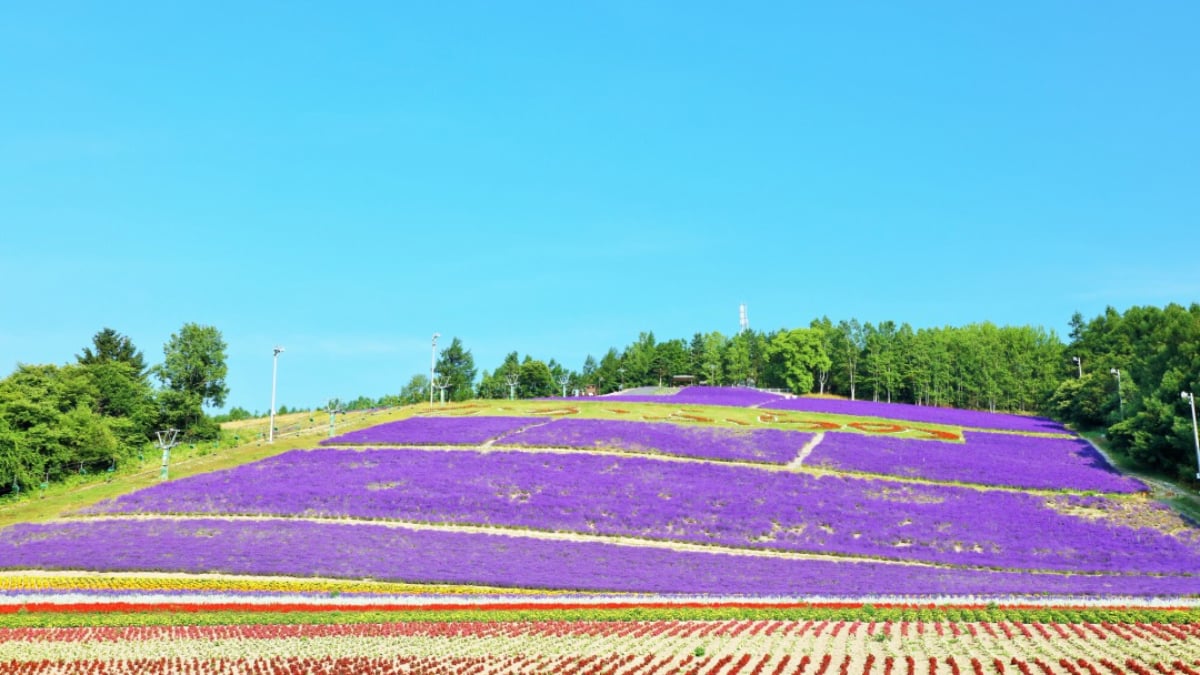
{"left": 1110, "top": 368, "right": 1123, "bottom": 417}
{"left": 1183, "top": 391, "right": 1200, "bottom": 481}
{"left": 618, "top": 367, "right": 626, "bottom": 392}
{"left": 430, "top": 333, "right": 440, "bottom": 409}
{"left": 558, "top": 373, "right": 571, "bottom": 398}
{"left": 269, "top": 346, "right": 284, "bottom": 443}
{"left": 1072, "top": 356, "right": 1082, "bottom": 379}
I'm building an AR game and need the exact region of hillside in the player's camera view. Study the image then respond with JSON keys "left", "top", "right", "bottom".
{"left": 0, "top": 387, "right": 1194, "bottom": 599}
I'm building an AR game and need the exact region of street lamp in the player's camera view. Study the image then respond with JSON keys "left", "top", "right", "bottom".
{"left": 269, "top": 346, "right": 285, "bottom": 443}
{"left": 1110, "top": 368, "right": 1123, "bottom": 417}
{"left": 618, "top": 367, "right": 626, "bottom": 392}
{"left": 1183, "top": 391, "right": 1200, "bottom": 481}
{"left": 558, "top": 373, "right": 571, "bottom": 398}
{"left": 1072, "top": 356, "right": 1082, "bottom": 379}
{"left": 430, "top": 333, "right": 440, "bottom": 409}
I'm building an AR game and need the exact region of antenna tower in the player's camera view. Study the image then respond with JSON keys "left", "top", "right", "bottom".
{"left": 739, "top": 303, "right": 749, "bottom": 333}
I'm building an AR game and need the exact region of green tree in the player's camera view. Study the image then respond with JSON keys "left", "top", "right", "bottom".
{"left": 765, "top": 328, "right": 831, "bottom": 395}
{"left": 519, "top": 357, "right": 555, "bottom": 398}
{"left": 154, "top": 323, "right": 228, "bottom": 438}
{"left": 76, "top": 328, "right": 147, "bottom": 379}
{"left": 435, "top": 337, "right": 477, "bottom": 402}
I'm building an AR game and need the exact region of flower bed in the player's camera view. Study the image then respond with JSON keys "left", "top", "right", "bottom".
{"left": 2, "top": 518, "right": 1199, "bottom": 595}
{"left": 807, "top": 432, "right": 1145, "bottom": 493}
{"left": 1, "top": 613, "right": 1198, "bottom": 674}
{"left": 320, "top": 416, "right": 541, "bottom": 446}
{"left": 762, "top": 399, "right": 1064, "bottom": 433}
{"left": 81, "top": 449, "right": 1200, "bottom": 574}
{"left": 497, "top": 418, "right": 814, "bottom": 464}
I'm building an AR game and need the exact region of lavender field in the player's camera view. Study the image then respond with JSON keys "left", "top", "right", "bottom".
{"left": 1, "top": 517, "right": 1196, "bottom": 596}
{"left": 83, "top": 446, "right": 1193, "bottom": 574}
{"left": 321, "top": 415, "right": 540, "bottom": 446}
{"left": 762, "top": 397, "right": 1065, "bottom": 433}
{"left": 807, "top": 431, "right": 1145, "bottom": 493}
{"left": 4, "top": 392, "right": 1190, "bottom": 598}
{"left": 498, "top": 418, "right": 814, "bottom": 463}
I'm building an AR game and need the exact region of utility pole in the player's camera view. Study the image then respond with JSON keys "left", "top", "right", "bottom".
{"left": 156, "top": 428, "right": 180, "bottom": 480}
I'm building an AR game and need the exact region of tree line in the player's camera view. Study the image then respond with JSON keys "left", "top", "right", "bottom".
{"left": 0, "top": 325, "right": 228, "bottom": 495}
{"left": 425, "top": 305, "right": 1199, "bottom": 480}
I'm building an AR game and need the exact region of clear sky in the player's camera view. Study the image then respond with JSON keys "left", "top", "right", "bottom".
{"left": 2, "top": 2, "right": 1197, "bottom": 412}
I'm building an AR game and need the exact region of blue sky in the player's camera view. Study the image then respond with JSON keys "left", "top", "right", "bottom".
{"left": 2, "top": 2, "right": 1197, "bottom": 412}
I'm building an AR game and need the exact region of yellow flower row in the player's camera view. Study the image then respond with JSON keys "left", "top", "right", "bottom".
{"left": 0, "top": 573, "right": 572, "bottom": 596}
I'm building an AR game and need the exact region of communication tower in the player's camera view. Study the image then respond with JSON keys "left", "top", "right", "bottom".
{"left": 739, "top": 303, "right": 749, "bottom": 333}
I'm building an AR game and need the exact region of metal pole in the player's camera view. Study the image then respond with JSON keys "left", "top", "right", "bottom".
{"left": 1073, "top": 356, "right": 1082, "bottom": 379}
{"left": 1184, "top": 391, "right": 1200, "bottom": 481}
{"left": 270, "top": 346, "right": 284, "bottom": 443}
{"left": 430, "top": 333, "right": 440, "bottom": 409}
{"left": 1111, "top": 368, "right": 1123, "bottom": 417}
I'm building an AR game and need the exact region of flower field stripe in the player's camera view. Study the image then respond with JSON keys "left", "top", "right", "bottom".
{"left": 762, "top": 398, "right": 1065, "bottom": 433}
{"left": 1, "top": 620, "right": 1196, "bottom": 673}
{"left": 319, "top": 415, "right": 543, "bottom": 446}
{"left": 496, "top": 417, "right": 815, "bottom": 464}
{"left": 79, "top": 448, "right": 1196, "bottom": 574}
{"left": 53, "top": 510, "right": 1199, "bottom": 579}
{"left": 2, "top": 518, "right": 1200, "bottom": 595}
{"left": 805, "top": 431, "right": 1143, "bottom": 493}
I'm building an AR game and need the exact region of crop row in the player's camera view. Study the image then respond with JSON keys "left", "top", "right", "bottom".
{"left": 1, "top": 618, "right": 1197, "bottom": 673}
{"left": 81, "top": 448, "right": 1193, "bottom": 574}
{"left": 4, "top": 619, "right": 1198, "bottom": 643}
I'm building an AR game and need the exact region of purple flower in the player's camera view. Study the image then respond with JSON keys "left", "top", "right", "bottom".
{"left": 763, "top": 398, "right": 1065, "bottom": 433}
{"left": 806, "top": 431, "right": 1145, "bottom": 493}
{"left": 321, "top": 416, "right": 541, "bottom": 446}
{"left": 500, "top": 418, "right": 812, "bottom": 464}
{"left": 1, "top": 518, "right": 1195, "bottom": 596}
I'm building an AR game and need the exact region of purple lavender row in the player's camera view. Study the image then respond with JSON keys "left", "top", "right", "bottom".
{"left": 596, "top": 386, "right": 786, "bottom": 408}
{"left": 1, "top": 518, "right": 1195, "bottom": 596}
{"left": 807, "top": 431, "right": 1144, "bottom": 493}
{"left": 320, "top": 416, "right": 541, "bottom": 446}
{"left": 84, "top": 449, "right": 1200, "bottom": 574}
{"left": 763, "top": 398, "right": 1065, "bottom": 433}
{"left": 499, "top": 418, "right": 813, "bottom": 464}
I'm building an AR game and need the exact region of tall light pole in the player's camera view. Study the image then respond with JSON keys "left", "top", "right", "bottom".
{"left": 558, "top": 373, "right": 571, "bottom": 397}
{"left": 1072, "top": 356, "right": 1082, "bottom": 379}
{"left": 1183, "top": 391, "right": 1200, "bottom": 481}
{"left": 269, "top": 346, "right": 284, "bottom": 443}
{"left": 618, "top": 367, "right": 626, "bottom": 392}
{"left": 1110, "top": 368, "right": 1123, "bottom": 417}
{"left": 430, "top": 333, "right": 440, "bottom": 409}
